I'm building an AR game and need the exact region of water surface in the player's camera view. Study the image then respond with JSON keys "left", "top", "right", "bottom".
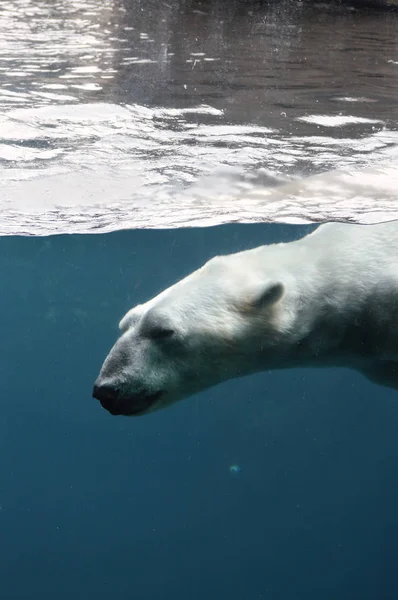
{"left": 1, "top": 0, "right": 397, "bottom": 233}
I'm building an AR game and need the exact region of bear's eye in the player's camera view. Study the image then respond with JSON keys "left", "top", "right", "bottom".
{"left": 140, "top": 310, "right": 176, "bottom": 340}
{"left": 149, "top": 326, "right": 175, "bottom": 340}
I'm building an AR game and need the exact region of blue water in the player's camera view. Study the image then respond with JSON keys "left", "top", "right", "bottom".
{"left": 2, "top": 223, "right": 398, "bottom": 599}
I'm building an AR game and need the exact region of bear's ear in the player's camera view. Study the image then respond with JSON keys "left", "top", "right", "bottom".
{"left": 119, "top": 308, "right": 142, "bottom": 332}
{"left": 252, "top": 282, "right": 284, "bottom": 310}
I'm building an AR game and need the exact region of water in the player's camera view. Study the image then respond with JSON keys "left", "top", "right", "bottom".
{"left": 3, "top": 224, "right": 398, "bottom": 599}
{"left": 0, "top": 0, "right": 397, "bottom": 233}
{"left": 2, "top": 1, "right": 398, "bottom": 599}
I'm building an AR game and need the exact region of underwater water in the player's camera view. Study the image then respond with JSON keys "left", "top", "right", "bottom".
{"left": 2, "top": 224, "right": 398, "bottom": 599}
{"left": 1, "top": 0, "right": 398, "bottom": 598}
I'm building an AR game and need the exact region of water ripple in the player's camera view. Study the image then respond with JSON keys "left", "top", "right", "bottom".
{"left": 0, "top": 0, "right": 397, "bottom": 234}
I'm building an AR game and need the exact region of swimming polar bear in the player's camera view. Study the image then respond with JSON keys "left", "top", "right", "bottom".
{"left": 93, "top": 221, "right": 398, "bottom": 417}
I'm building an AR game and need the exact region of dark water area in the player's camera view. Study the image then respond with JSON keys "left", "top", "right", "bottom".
{"left": 2, "top": 225, "right": 398, "bottom": 599}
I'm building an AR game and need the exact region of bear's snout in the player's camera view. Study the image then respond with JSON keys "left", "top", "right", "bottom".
{"left": 93, "top": 382, "right": 121, "bottom": 415}
{"left": 93, "top": 380, "right": 163, "bottom": 416}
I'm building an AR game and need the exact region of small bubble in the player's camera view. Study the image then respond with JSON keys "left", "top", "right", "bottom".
{"left": 229, "top": 464, "right": 241, "bottom": 475}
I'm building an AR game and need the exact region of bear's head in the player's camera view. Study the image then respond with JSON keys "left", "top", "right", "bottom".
{"left": 93, "top": 254, "right": 286, "bottom": 416}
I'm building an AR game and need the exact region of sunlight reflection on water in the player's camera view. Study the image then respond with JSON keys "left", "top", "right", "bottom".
{"left": 0, "top": 0, "right": 397, "bottom": 234}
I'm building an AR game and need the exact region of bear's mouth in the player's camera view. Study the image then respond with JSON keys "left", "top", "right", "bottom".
{"left": 99, "top": 390, "right": 163, "bottom": 417}
{"left": 125, "top": 390, "right": 163, "bottom": 416}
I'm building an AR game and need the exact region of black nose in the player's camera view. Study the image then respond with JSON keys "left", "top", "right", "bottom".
{"left": 93, "top": 383, "right": 120, "bottom": 413}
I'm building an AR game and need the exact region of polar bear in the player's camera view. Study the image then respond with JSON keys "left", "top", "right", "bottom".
{"left": 93, "top": 221, "right": 398, "bottom": 416}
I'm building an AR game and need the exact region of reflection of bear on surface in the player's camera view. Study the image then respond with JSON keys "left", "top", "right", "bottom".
{"left": 93, "top": 222, "right": 398, "bottom": 417}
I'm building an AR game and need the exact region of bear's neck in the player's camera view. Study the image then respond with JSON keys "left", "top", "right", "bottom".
{"left": 252, "top": 241, "right": 381, "bottom": 371}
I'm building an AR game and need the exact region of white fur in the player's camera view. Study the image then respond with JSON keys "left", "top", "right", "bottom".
{"left": 94, "top": 222, "right": 398, "bottom": 416}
